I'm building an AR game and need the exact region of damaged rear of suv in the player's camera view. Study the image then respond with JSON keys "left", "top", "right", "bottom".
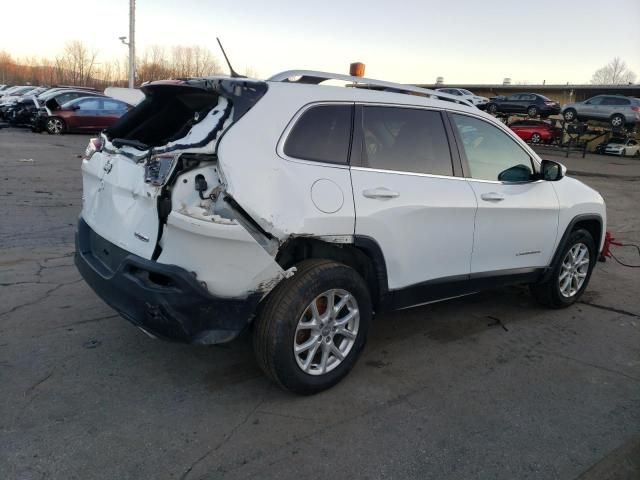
{"left": 76, "top": 78, "right": 289, "bottom": 345}
{"left": 77, "top": 71, "right": 605, "bottom": 394}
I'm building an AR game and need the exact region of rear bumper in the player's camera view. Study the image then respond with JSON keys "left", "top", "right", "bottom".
{"left": 75, "top": 218, "right": 261, "bottom": 344}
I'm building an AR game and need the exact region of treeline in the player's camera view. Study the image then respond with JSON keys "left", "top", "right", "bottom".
{"left": 0, "top": 40, "right": 228, "bottom": 88}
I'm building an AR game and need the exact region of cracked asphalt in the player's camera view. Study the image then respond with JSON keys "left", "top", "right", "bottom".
{"left": 1, "top": 128, "right": 639, "bottom": 480}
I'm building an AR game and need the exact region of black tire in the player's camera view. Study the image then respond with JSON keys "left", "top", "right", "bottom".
{"left": 527, "top": 106, "right": 539, "bottom": 118}
{"left": 610, "top": 114, "right": 625, "bottom": 129}
{"left": 563, "top": 108, "right": 577, "bottom": 122}
{"left": 253, "top": 259, "right": 372, "bottom": 395}
{"left": 530, "top": 228, "right": 596, "bottom": 308}
{"left": 46, "top": 117, "right": 66, "bottom": 135}
{"left": 530, "top": 132, "right": 542, "bottom": 144}
{"left": 487, "top": 103, "right": 498, "bottom": 114}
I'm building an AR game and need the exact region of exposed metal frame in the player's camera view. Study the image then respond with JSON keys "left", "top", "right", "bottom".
{"left": 268, "top": 70, "right": 475, "bottom": 107}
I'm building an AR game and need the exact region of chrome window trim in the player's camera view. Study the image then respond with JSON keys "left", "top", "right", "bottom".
{"left": 350, "top": 166, "right": 466, "bottom": 181}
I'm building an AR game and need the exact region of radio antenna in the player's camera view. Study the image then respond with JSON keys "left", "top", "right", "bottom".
{"left": 216, "top": 37, "right": 245, "bottom": 78}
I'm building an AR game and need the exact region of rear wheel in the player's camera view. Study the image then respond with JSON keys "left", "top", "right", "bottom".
{"left": 530, "top": 132, "right": 542, "bottom": 144}
{"left": 46, "top": 117, "right": 65, "bottom": 135}
{"left": 610, "top": 114, "right": 625, "bottom": 128}
{"left": 527, "top": 106, "right": 539, "bottom": 118}
{"left": 530, "top": 229, "right": 596, "bottom": 308}
{"left": 253, "top": 259, "right": 372, "bottom": 395}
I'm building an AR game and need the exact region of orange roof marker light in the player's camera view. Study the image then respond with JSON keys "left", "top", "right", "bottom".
{"left": 349, "top": 62, "right": 365, "bottom": 78}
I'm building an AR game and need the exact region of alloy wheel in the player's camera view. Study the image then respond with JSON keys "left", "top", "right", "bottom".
{"left": 47, "top": 118, "right": 63, "bottom": 134}
{"left": 531, "top": 133, "right": 542, "bottom": 143}
{"left": 558, "top": 243, "right": 590, "bottom": 298}
{"left": 611, "top": 116, "right": 623, "bottom": 127}
{"left": 293, "top": 289, "right": 359, "bottom": 375}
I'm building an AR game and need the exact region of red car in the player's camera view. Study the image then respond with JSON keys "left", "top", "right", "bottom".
{"left": 45, "top": 97, "right": 131, "bottom": 134}
{"left": 509, "top": 120, "right": 562, "bottom": 144}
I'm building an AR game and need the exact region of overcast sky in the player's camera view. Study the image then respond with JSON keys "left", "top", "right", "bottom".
{"left": 2, "top": 0, "right": 639, "bottom": 84}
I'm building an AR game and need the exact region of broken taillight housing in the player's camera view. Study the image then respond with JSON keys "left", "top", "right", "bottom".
{"left": 144, "top": 154, "right": 178, "bottom": 186}
{"left": 83, "top": 137, "right": 103, "bottom": 161}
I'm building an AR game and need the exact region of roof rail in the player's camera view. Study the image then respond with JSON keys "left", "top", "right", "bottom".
{"left": 267, "top": 70, "right": 475, "bottom": 107}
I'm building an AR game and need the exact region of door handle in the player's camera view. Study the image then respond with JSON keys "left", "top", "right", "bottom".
{"left": 480, "top": 192, "right": 505, "bottom": 202}
{"left": 363, "top": 187, "right": 400, "bottom": 199}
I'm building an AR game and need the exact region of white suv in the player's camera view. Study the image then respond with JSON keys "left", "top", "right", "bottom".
{"left": 76, "top": 70, "right": 606, "bottom": 394}
{"left": 436, "top": 87, "right": 489, "bottom": 108}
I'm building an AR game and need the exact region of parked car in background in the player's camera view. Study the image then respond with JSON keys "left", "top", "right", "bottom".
{"left": 602, "top": 138, "right": 640, "bottom": 157}
{"left": 6, "top": 96, "right": 38, "bottom": 126}
{"left": 44, "top": 96, "right": 131, "bottom": 134}
{"left": 0, "top": 85, "right": 39, "bottom": 100}
{"left": 509, "top": 119, "right": 562, "bottom": 144}
{"left": 486, "top": 93, "right": 561, "bottom": 118}
{"left": 562, "top": 95, "right": 640, "bottom": 128}
{"left": 436, "top": 88, "right": 489, "bottom": 109}
{"left": 32, "top": 89, "right": 106, "bottom": 132}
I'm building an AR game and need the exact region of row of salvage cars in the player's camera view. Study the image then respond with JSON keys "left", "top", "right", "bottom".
{"left": 0, "top": 84, "right": 134, "bottom": 134}
{"left": 437, "top": 88, "right": 639, "bottom": 150}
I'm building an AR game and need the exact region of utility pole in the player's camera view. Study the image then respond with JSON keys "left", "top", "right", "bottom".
{"left": 128, "top": 0, "right": 135, "bottom": 88}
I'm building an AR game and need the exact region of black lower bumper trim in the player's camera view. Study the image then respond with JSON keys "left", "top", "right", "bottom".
{"left": 75, "top": 218, "right": 260, "bottom": 344}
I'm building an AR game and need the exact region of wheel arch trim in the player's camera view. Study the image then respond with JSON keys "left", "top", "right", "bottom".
{"left": 542, "top": 213, "right": 603, "bottom": 282}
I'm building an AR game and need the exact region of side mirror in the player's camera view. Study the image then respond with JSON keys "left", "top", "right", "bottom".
{"left": 498, "top": 164, "right": 534, "bottom": 182}
{"left": 540, "top": 159, "right": 566, "bottom": 181}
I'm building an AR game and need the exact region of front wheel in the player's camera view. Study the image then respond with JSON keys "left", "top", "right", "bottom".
{"left": 563, "top": 109, "right": 577, "bottom": 122}
{"left": 253, "top": 259, "right": 372, "bottom": 395}
{"left": 487, "top": 103, "right": 498, "bottom": 114}
{"left": 530, "top": 132, "right": 542, "bottom": 144}
{"left": 530, "top": 229, "right": 596, "bottom": 308}
{"left": 46, "top": 117, "right": 65, "bottom": 135}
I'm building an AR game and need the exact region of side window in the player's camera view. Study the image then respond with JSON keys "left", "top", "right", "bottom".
{"left": 57, "top": 93, "right": 73, "bottom": 104}
{"left": 78, "top": 99, "right": 102, "bottom": 110}
{"left": 587, "top": 96, "right": 603, "bottom": 105}
{"left": 360, "top": 106, "right": 453, "bottom": 176}
{"left": 506, "top": 94, "right": 520, "bottom": 101}
{"left": 284, "top": 104, "right": 352, "bottom": 164}
{"left": 451, "top": 113, "right": 533, "bottom": 182}
{"left": 104, "top": 100, "right": 126, "bottom": 110}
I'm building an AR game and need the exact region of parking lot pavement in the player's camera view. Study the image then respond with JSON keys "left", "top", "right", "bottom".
{"left": 1, "top": 128, "right": 638, "bottom": 480}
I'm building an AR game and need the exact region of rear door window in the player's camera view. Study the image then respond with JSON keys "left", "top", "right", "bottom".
{"left": 284, "top": 104, "right": 353, "bottom": 164}
{"left": 103, "top": 100, "right": 127, "bottom": 111}
{"left": 360, "top": 106, "right": 453, "bottom": 176}
{"left": 78, "top": 98, "right": 102, "bottom": 110}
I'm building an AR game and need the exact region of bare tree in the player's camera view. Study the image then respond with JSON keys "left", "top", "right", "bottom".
{"left": 591, "top": 57, "right": 637, "bottom": 85}
{"left": 55, "top": 40, "right": 99, "bottom": 85}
